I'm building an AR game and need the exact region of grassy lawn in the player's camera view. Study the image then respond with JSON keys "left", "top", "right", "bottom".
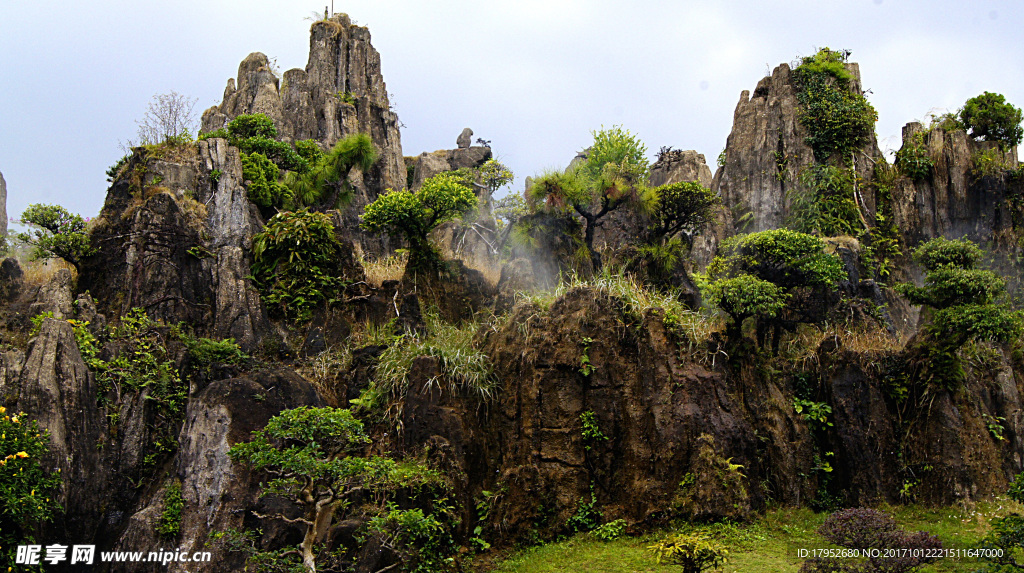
{"left": 487, "top": 500, "right": 1019, "bottom": 573}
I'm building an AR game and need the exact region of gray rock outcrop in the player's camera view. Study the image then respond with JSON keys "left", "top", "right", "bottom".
{"left": 713, "top": 63, "right": 882, "bottom": 233}
{"left": 0, "top": 170, "right": 7, "bottom": 240}
{"left": 200, "top": 13, "right": 404, "bottom": 256}
{"left": 457, "top": 127, "right": 473, "bottom": 149}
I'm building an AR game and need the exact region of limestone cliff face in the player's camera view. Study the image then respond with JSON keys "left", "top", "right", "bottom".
{"left": 891, "top": 123, "right": 1018, "bottom": 246}
{"left": 714, "top": 63, "right": 881, "bottom": 233}
{"left": 0, "top": 170, "right": 7, "bottom": 240}
{"left": 200, "top": 13, "right": 404, "bottom": 255}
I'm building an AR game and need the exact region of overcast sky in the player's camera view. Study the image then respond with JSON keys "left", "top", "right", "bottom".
{"left": 1, "top": 0, "right": 1021, "bottom": 223}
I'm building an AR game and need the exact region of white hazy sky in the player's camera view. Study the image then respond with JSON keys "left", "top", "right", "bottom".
{"left": 1, "top": 1, "right": 1022, "bottom": 222}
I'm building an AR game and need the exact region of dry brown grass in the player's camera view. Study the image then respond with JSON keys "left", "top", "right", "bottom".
{"left": 360, "top": 253, "right": 408, "bottom": 286}
{"left": 778, "top": 322, "right": 907, "bottom": 368}
{"left": 21, "top": 258, "right": 76, "bottom": 288}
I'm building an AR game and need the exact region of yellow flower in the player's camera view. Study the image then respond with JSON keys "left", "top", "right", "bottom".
{"left": 11, "top": 417, "right": 18, "bottom": 424}
{"left": 16, "top": 451, "right": 28, "bottom": 458}
{"left": 0, "top": 406, "right": 5, "bottom": 413}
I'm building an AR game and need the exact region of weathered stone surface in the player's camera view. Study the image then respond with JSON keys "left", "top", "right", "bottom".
{"left": 714, "top": 63, "right": 881, "bottom": 233}
{"left": 0, "top": 257, "right": 23, "bottom": 303}
{"left": 29, "top": 268, "right": 74, "bottom": 319}
{"left": 158, "top": 368, "right": 321, "bottom": 572}
{"left": 409, "top": 146, "right": 492, "bottom": 191}
{"left": 200, "top": 13, "right": 405, "bottom": 256}
{"left": 17, "top": 319, "right": 107, "bottom": 541}
{"left": 457, "top": 127, "right": 473, "bottom": 149}
{"left": 891, "top": 123, "right": 1018, "bottom": 248}
{"left": 0, "top": 170, "right": 7, "bottom": 240}
{"left": 214, "top": 246, "right": 271, "bottom": 352}
{"left": 197, "top": 138, "right": 263, "bottom": 249}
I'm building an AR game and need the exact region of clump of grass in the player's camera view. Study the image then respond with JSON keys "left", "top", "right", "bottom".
{"left": 360, "top": 252, "right": 407, "bottom": 286}
{"left": 372, "top": 310, "right": 493, "bottom": 402}
{"left": 520, "top": 267, "right": 723, "bottom": 349}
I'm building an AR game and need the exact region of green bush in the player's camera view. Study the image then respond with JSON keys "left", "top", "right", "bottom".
{"left": 897, "top": 238, "right": 1024, "bottom": 390}
{"left": 794, "top": 48, "right": 878, "bottom": 161}
{"left": 895, "top": 131, "right": 933, "bottom": 180}
{"left": 708, "top": 229, "right": 846, "bottom": 288}
{"left": 241, "top": 152, "right": 292, "bottom": 212}
{"left": 15, "top": 203, "right": 95, "bottom": 270}
{"left": 227, "top": 113, "right": 277, "bottom": 140}
{"left": 156, "top": 481, "right": 184, "bottom": 539}
{"left": 790, "top": 164, "right": 861, "bottom": 236}
{"left": 527, "top": 126, "right": 651, "bottom": 268}
{"left": 649, "top": 531, "right": 728, "bottom": 573}
{"left": 284, "top": 133, "right": 377, "bottom": 209}
{"left": 360, "top": 172, "right": 476, "bottom": 269}
{"left": 251, "top": 209, "right": 352, "bottom": 322}
{"left": 708, "top": 275, "right": 789, "bottom": 325}
{"left": 960, "top": 91, "right": 1024, "bottom": 149}
{"left": 0, "top": 409, "right": 62, "bottom": 569}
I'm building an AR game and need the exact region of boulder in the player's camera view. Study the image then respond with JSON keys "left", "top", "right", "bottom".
{"left": 457, "top": 127, "right": 473, "bottom": 149}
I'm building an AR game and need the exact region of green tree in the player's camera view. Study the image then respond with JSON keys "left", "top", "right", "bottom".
{"left": 527, "top": 126, "right": 651, "bottom": 269}
{"left": 15, "top": 204, "right": 95, "bottom": 270}
{"left": 0, "top": 408, "right": 62, "bottom": 569}
{"left": 360, "top": 172, "right": 477, "bottom": 269}
{"left": 960, "top": 92, "right": 1024, "bottom": 149}
{"left": 707, "top": 229, "right": 846, "bottom": 347}
{"left": 228, "top": 407, "right": 450, "bottom": 573}
{"left": 896, "top": 238, "right": 1024, "bottom": 389}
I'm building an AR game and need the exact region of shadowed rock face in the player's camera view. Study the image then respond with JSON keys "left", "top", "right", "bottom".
{"left": 200, "top": 13, "right": 404, "bottom": 256}
{"left": 0, "top": 170, "right": 7, "bottom": 240}
{"left": 714, "top": 63, "right": 882, "bottom": 234}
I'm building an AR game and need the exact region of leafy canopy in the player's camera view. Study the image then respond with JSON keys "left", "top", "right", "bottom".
{"left": 646, "top": 181, "right": 720, "bottom": 244}
{"left": 15, "top": 203, "right": 95, "bottom": 269}
{"left": 960, "top": 91, "right": 1024, "bottom": 149}
{"left": 708, "top": 229, "right": 846, "bottom": 289}
{"left": 229, "top": 407, "right": 451, "bottom": 572}
{"left": 360, "top": 172, "right": 476, "bottom": 266}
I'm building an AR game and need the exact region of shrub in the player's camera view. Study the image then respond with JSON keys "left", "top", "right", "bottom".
{"left": 285, "top": 133, "right": 378, "bottom": 209}
{"left": 708, "top": 229, "right": 846, "bottom": 288}
{"left": 794, "top": 48, "right": 878, "bottom": 161}
{"left": 527, "top": 126, "right": 651, "bottom": 268}
{"left": 802, "top": 508, "right": 941, "bottom": 573}
{"left": 646, "top": 181, "right": 720, "bottom": 246}
{"left": 790, "top": 164, "right": 862, "bottom": 236}
{"left": 360, "top": 172, "right": 476, "bottom": 269}
{"left": 897, "top": 238, "right": 1023, "bottom": 389}
{"left": 0, "top": 409, "right": 62, "bottom": 569}
{"left": 156, "top": 481, "right": 184, "bottom": 539}
{"left": 960, "top": 91, "right": 1024, "bottom": 149}
{"left": 592, "top": 519, "right": 627, "bottom": 541}
{"left": 708, "top": 275, "right": 789, "bottom": 327}
{"left": 227, "top": 113, "right": 277, "bottom": 140}
{"left": 649, "top": 531, "right": 728, "bottom": 573}
{"left": 15, "top": 204, "right": 95, "bottom": 270}
{"left": 251, "top": 209, "right": 352, "bottom": 322}
{"left": 241, "top": 152, "right": 292, "bottom": 212}
{"left": 895, "top": 131, "right": 933, "bottom": 180}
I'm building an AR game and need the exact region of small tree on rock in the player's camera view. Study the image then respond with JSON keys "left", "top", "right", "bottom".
{"left": 228, "top": 407, "right": 451, "bottom": 573}
{"left": 960, "top": 92, "right": 1024, "bottom": 149}
{"left": 360, "top": 172, "right": 477, "bottom": 270}
{"left": 527, "top": 126, "right": 651, "bottom": 270}
{"left": 15, "top": 204, "right": 94, "bottom": 270}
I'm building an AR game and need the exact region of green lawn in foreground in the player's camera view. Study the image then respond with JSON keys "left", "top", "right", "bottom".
{"left": 488, "top": 500, "right": 1019, "bottom": 573}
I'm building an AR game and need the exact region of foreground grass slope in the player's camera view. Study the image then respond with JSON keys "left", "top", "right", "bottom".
{"left": 490, "top": 502, "right": 1017, "bottom": 573}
